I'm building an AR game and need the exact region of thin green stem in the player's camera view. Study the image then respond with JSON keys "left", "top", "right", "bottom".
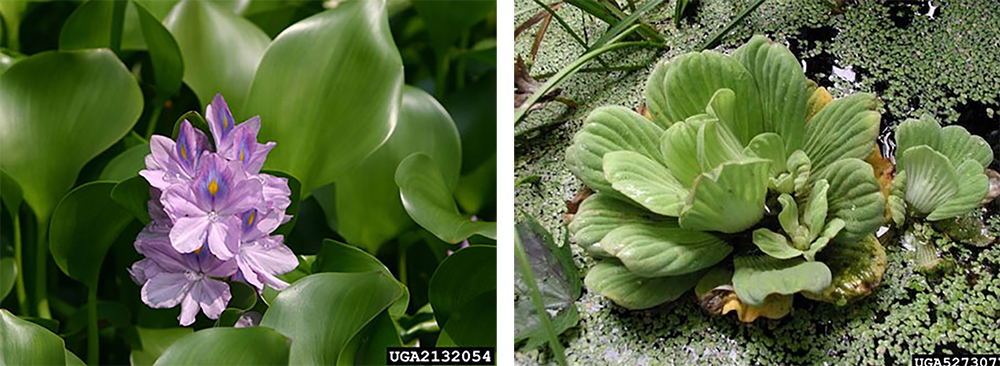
{"left": 530, "top": 63, "right": 651, "bottom": 79}
{"left": 13, "top": 211, "right": 29, "bottom": 314}
{"left": 144, "top": 101, "right": 164, "bottom": 140}
{"left": 696, "top": 0, "right": 766, "bottom": 51}
{"left": 87, "top": 285, "right": 99, "bottom": 365}
{"left": 34, "top": 214, "right": 50, "bottom": 318}
{"left": 109, "top": 0, "right": 127, "bottom": 56}
{"left": 455, "top": 30, "right": 470, "bottom": 91}
{"left": 515, "top": 238, "right": 567, "bottom": 366}
{"left": 435, "top": 49, "right": 450, "bottom": 99}
{"left": 398, "top": 241, "right": 408, "bottom": 285}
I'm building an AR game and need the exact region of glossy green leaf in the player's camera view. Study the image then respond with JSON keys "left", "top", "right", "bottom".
{"left": 927, "top": 159, "right": 990, "bottom": 221}
{"left": 100, "top": 144, "right": 150, "bottom": 182}
{"left": 135, "top": 0, "right": 184, "bottom": 98}
{"left": 567, "top": 193, "right": 677, "bottom": 258}
{"left": 412, "top": 0, "right": 495, "bottom": 51}
{"left": 49, "top": 182, "right": 134, "bottom": 287}
{"left": 260, "top": 272, "right": 403, "bottom": 364}
{"left": 453, "top": 153, "right": 496, "bottom": 215}
{"left": 0, "top": 49, "right": 143, "bottom": 220}
{"left": 58, "top": 0, "right": 115, "bottom": 50}
{"left": 154, "top": 326, "right": 290, "bottom": 365}
{"left": 801, "top": 93, "right": 879, "bottom": 174}
{"left": 732, "top": 35, "right": 809, "bottom": 152}
{"left": 752, "top": 228, "right": 802, "bottom": 259}
{"left": 0, "top": 257, "right": 15, "bottom": 301}
{"left": 65, "top": 350, "right": 85, "bottom": 366}
{"left": 584, "top": 260, "right": 703, "bottom": 310}
{"left": 164, "top": 0, "right": 269, "bottom": 108}
{"left": 899, "top": 146, "right": 959, "bottom": 215}
{"left": 814, "top": 158, "right": 884, "bottom": 243}
{"left": 438, "top": 291, "right": 496, "bottom": 347}
{"left": 679, "top": 159, "right": 770, "bottom": 233}
{"left": 245, "top": 0, "right": 402, "bottom": 195}
{"left": 332, "top": 86, "right": 461, "bottom": 252}
{"left": 566, "top": 106, "right": 666, "bottom": 197}
{"left": 603, "top": 150, "right": 687, "bottom": 216}
{"left": 111, "top": 175, "right": 152, "bottom": 224}
{"left": 600, "top": 223, "right": 730, "bottom": 277}
{"left": 743, "top": 132, "right": 786, "bottom": 176}
{"left": 0, "top": 49, "right": 24, "bottom": 76}
{"left": 339, "top": 310, "right": 403, "bottom": 365}
{"left": 804, "top": 234, "right": 886, "bottom": 306}
{"left": 644, "top": 50, "right": 763, "bottom": 136}
{"left": 0, "top": 169, "right": 23, "bottom": 218}
{"left": 396, "top": 153, "right": 496, "bottom": 243}
{"left": 312, "top": 239, "right": 409, "bottom": 318}
{"left": 732, "top": 255, "right": 831, "bottom": 306}
{"left": 1, "top": 309, "right": 67, "bottom": 365}
{"left": 429, "top": 246, "right": 496, "bottom": 328}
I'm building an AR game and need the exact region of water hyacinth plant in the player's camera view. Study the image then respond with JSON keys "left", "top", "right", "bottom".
{"left": 567, "top": 35, "right": 889, "bottom": 320}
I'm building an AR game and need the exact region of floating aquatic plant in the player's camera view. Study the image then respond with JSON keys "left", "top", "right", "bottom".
{"left": 566, "top": 35, "right": 888, "bottom": 318}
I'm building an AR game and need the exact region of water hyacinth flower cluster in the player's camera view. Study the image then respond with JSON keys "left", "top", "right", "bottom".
{"left": 129, "top": 94, "right": 296, "bottom": 326}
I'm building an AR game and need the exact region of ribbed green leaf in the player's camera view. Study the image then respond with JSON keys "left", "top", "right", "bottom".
{"left": 802, "top": 179, "right": 829, "bottom": 241}
{"left": 804, "top": 234, "right": 886, "bottom": 306}
{"left": 679, "top": 159, "right": 770, "bottom": 233}
{"left": 732, "top": 256, "right": 831, "bottom": 306}
{"left": 927, "top": 159, "right": 990, "bottom": 221}
{"left": 743, "top": 132, "right": 786, "bottom": 176}
{"left": 802, "top": 93, "right": 879, "bottom": 174}
{"left": 889, "top": 171, "right": 907, "bottom": 227}
{"left": 894, "top": 114, "right": 941, "bottom": 159}
{"left": 568, "top": 194, "right": 677, "bottom": 257}
{"left": 644, "top": 50, "right": 763, "bottom": 139}
{"left": 804, "top": 218, "right": 844, "bottom": 261}
{"left": 938, "top": 125, "right": 993, "bottom": 167}
{"left": 899, "top": 146, "right": 959, "bottom": 215}
{"left": 566, "top": 106, "right": 666, "bottom": 197}
{"left": 600, "top": 223, "right": 730, "bottom": 277}
{"left": 732, "top": 35, "right": 809, "bottom": 152}
{"left": 584, "top": 260, "right": 703, "bottom": 310}
{"left": 814, "top": 158, "right": 884, "bottom": 243}
{"left": 776, "top": 193, "right": 800, "bottom": 237}
{"left": 603, "top": 151, "right": 687, "bottom": 216}
{"left": 695, "top": 119, "right": 745, "bottom": 173}
{"left": 660, "top": 116, "right": 703, "bottom": 187}
{"left": 751, "top": 228, "right": 802, "bottom": 259}
{"left": 786, "top": 149, "right": 812, "bottom": 196}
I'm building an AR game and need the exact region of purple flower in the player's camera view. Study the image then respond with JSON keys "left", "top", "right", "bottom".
{"left": 140, "top": 120, "right": 209, "bottom": 190}
{"left": 206, "top": 94, "right": 237, "bottom": 150}
{"left": 234, "top": 209, "right": 298, "bottom": 291}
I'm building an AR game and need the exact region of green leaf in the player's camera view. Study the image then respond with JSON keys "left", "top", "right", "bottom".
{"left": 567, "top": 193, "right": 677, "bottom": 258}
{"left": 0, "top": 49, "right": 143, "bottom": 220}
{"left": 938, "top": 125, "right": 993, "bottom": 167}
{"left": 395, "top": 153, "right": 496, "bottom": 243}
{"left": 927, "top": 159, "right": 990, "bottom": 221}
{"left": 600, "top": 223, "right": 730, "bottom": 277}
{"left": 752, "top": 228, "right": 802, "bottom": 259}
{"left": 339, "top": 310, "right": 403, "bottom": 365}
{"left": 889, "top": 171, "right": 907, "bottom": 227}
{"left": 514, "top": 216, "right": 580, "bottom": 348}
{"left": 0, "top": 257, "right": 15, "bottom": 301}
{"left": 0, "top": 169, "right": 23, "bottom": 218}
{"left": 603, "top": 150, "right": 687, "bottom": 216}
{"left": 58, "top": 0, "right": 115, "bottom": 50}
{"left": 245, "top": 0, "right": 402, "bottom": 196}
{"left": 899, "top": 146, "right": 959, "bottom": 215}
{"left": 804, "top": 218, "right": 844, "bottom": 261}
{"left": 111, "top": 175, "right": 152, "bottom": 224}
{"left": 428, "top": 246, "right": 496, "bottom": 328}
{"left": 227, "top": 281, "right": 257, "bottom": 311}
{"left": 49, "top": 182, "right": 134, "bottom": 287}
{"left": 65, "top": 350, "right": 85, "bottom": 366}
{"left": 135, "top": 0, "right": 184, "bottom": 98}
{"left": 814, "top": 158, "right": 885, "bottom": 243}
{"left": 312, "top": 239, "right": 409, "bottom": 318}
{"left": 0, "top": 309, "right": 67, "bottom": 365}
{"left": 694, "top": 119, "right": 746, "bottom": 176}
{"left": 732, "top": 256, "right": 831, "bottom": 306}
{"left": 659, "top": 114, "right": 743, "bottom": 187}
{"left": 100, "top": 144, "right": 150, "bottom": 182}
{"left": 786, "top": 149, "right": 812, "bottom": 196}
{"left": 679, "top": 159, "right": 770, "bottom": 233}
{"left": 732, "top": 35, "right": 809, "bottom": 152}
{"left": 776, "top": 193, "right": 801, "bottom": 238}
{"left": 412, "top": 0, "right": 495, "bottom": 52}
{"left": 566, "top": 106, "right": 666, "bottom": 197}
{"left": 437, "top": 291, "right": 496, "bottom": 347}
{"left": 801, "top": 93, "right": 879, "bottom": 174}
{"left": 332, "top": 86, "right": 462, "bottom": 252}
{"left": 802, "top": 179, "right": 830, "bottom": 241}
{"left": 260, "top": 272, "right": 403, "bottom": 364}
{"left": 743, "top": 132, "right": 786, "bottom": 176}
{"left": 584, "top": 260, "right": 703, "bottom": 310}
{"left": 804, "top": 234, "right": 886, "bottom": 306}
{"left": 894, "top": 114, "right": 941, "bottom": 159}
{"left": 164, "top": 0, "right": 269, "bottom": 108}
{"left": 154, "top": 326, "right": 290, "bottom": 365}
{"left": 645, "top": 50, "right": 763, "bottom": 139}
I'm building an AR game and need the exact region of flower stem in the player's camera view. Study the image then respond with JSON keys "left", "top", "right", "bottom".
{"left": 87, "top": 285, "right": 99, "bottom": 365}
{"left": 34, "top": 214, "right": 50, "bottom": 318}
{"left": 13, "top": 210, "right": 29, "bottom": 314}
{"left": 145, "top": 101, "right": 164, "bottom": 140}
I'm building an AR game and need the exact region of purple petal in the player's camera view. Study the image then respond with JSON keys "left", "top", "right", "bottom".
{"left": 236, "top": 255, "right": 263, "bottom": 290}
{"left": 199, "top": 249, "right": 238, "bottom": 277}
{"left": 128, "top": 258, "right": 161, "bottom": 285}
{"left": 238, "top": 236, "right": 297, "bottom": 291}
{"left": 241, "top": 209, "right": 282, "bottom": 241}
{"left": 193, "top": 278, "right": 230, "bottom": 320}
{"left": 148, "top": 136, "right": 175, "bottom": 170}
{"left": 176, "top": 120, "right": 209, "bottom": 175}
{"left": 206, "top": 94, "right": 236, "bottom": 149}
{"left": 234, "top": 311, "right": 262, "bottom": 328}
{"left": 244, "top": 141, "right": 274, "bottom": 176}
{"left": 258, "top": 174, "right": 291, "bottom": 213}
{"left": 179, "top": 292, "right": 200, "bottom": 326}
{"left": 141, "top": 272, "right": 192, "bottom": 309}
{"left": 161, "top": 183, "right": 209, "bottom": 219}
{"left": 205, "top": 217, "right": 241, "bottom": 260}
{"left": 215, "top": 177, "right": 263, "bottom": 216}
{"left": 169, "top": 217, "right": 210, "bottom": 254}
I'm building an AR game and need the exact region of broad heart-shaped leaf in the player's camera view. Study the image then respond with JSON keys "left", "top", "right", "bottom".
{"left": 312, "top": 239, "right": 409, "bottom": 318}
{"left": 603, "top": 150, "right": 687, "bottom": 216}
{"left": 58, "top": 0, "right": 115, "bottom": 50}
{"left": 0, "top": 169, "right": 23, "bottom": 218}
{"left": 802, "top": 93, "right": 880, "bottom": 175}
{"left": 813, "top": 158, "right": 885, "bottom": 243}
{"left": 153, "top": 326, "right": 290, "bottom": 365}
{"left": 332, "top": 86, "right": 462, "bottom": 252}
{"left": 100, "top": 144, "right": 150, "bottom": 182}
{"left": 804, "top": 234, "right": 886, "bottom": 306}
{"left": 679, "top": 159, "right": 770, "bottom": 233}
{"left": 164, "top": 0, "right": 269, "bottom": 108}
{"left": 260, "top": 272, "right": 404, "bottom": 365}
{"left": 732, "top": 35, "right": 809, "bottom": 153}
{"left": 898, "top": 146, "right": 959, "bottom": 215}
{"left": 338, "top": 310, "right": 403, "bottom": 365}
{"left": 0, "top": 257, "right": 15, "bottom": 301}
{"left": 429, "top": 246, "right": 496, "bottom": 330}
{"left": 732, "top": 255, "right": 831, "bottom": 306}
{"left": 437, "top": 291, "right": 496, "bottom": 347}
{"left": 245, "top": 0, "right": 402, "bottom": 196}
{"left": 395, "top": 153, "right": 496, "bottom": 243}
{"left": 584, "top": 260, "right": 703, "bottom": 310}
{"left": 0, "top": 49, "right": 143, "bottom": 220}
{"left": 130, "top": 326, "right": 193, "bottom": 364}
{"left": 514, "top": 216, "right": 580, "bottom": 348}
{"left": 49, "top": 182, "right": 134, "bottom": 288}
{"left": 600, "top": 223, "right": 730, "bottom": 277}
{"left": 927, "top": 159, "right": 990, "bottom": 221}
{"left": 743, "top": 132, "right": 786, "bottom": 176}
{"left": 1, "top": 309, "right": 67, "bottom": 365}
{"left": 135, "top": 0, "right": 184, "bottom": 98}
{"left": 566, "top": 106, "right": 665, "bottom": 197}
{"left": 567, "top": 193, "right": 678, "bottom": 258}
{"left": 111, "top": 175, "right": 152, "bottom": 224}
{"left": 644, "top": 49, "right": 763, "bottom": 141}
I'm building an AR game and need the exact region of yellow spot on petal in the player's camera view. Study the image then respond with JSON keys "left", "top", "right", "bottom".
{"left": 223, "top": 114, "right": 228, "bottom": 129}
{"left": 248, "top": 211, "right": 255, "bottom": 226}
{"left": 180, "top": 142, "right": 187, "bottom": 160}
{"left": 194, "top": 245, "right": 203, "bottom": 255}
{"left": 208, "top": 180, "right": 219, "bottom": 195}
{"left": 240, "top": 149, "right": 244, "bottom": 162}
